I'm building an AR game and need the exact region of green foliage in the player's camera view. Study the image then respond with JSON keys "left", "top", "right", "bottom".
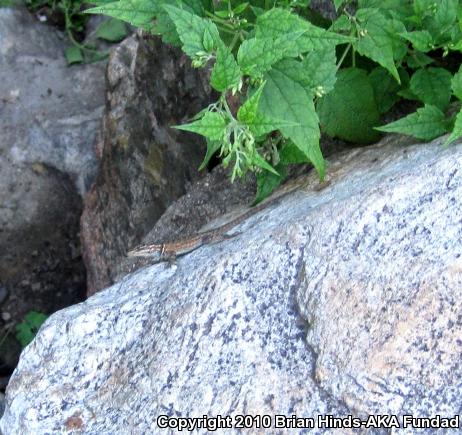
{"left": 88, "top": 0, "right": 462, "bottom": 198}
{"left": 317, "top": 68, "right": 381, "bottom": 144}
{"left": 376, "top": 105, "right": 448, "bottom": 140}
{"left": 15, "top": 311, "right": 48, "bottom": 348}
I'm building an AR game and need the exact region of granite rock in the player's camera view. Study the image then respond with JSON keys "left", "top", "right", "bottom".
{"left": 2, "top": 136, "right": 461, "bottom": 434}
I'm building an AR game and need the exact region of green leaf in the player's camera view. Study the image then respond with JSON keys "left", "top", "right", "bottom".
{"left": 237, "top": 83, "right": 265, "bottom": 124}
{"left": 214, "top": 9, "right": 229, "bottom": 18}
{"left": 260, "top": 66, "right": 325, "bottom": 178}
{"left": 237, "top": 83, "right": 299, "bottom": 137}
{"left": 199, "top": 139, "right": 222, "bottom": 170}
{"left": 330, "top": 15, "right": 353, "bottom": 33}
{"left": 237, "top": 32, "right": 305, "bottom": 77}
{"left": 95, "top": 18, "right": 128, "bottom": 42}
{"left": 369, "top": 67, "right": 400, "bottom": 114}
{"left": 233, "top": 2, "right": 248, "bottom": 15}
{"left": 333, "top": 0, "right": 344, "bottom": 10}
{"left": 445, "top": 109, "right": 462, "bottom": 145}
{"left": 451, "top": 67, "right": 462, "bottom": 100}
{"left": 397, "top": 88, "right": 419, "bottom": 101}
{"left": 164, "top": 5, "right": 220, "bottom": 57}
{"left": 279, "top": 140, "right": 309, "bottom": 164}
{"left": 433, "top": 0, "right": 458, "bottom": 32}
{"left": 413, "top": 0, "right": 436, "bottom": 19}
{"left": 317, "top": 67, "right": 381, "bottom": 144}
{"left": 406, "top": 51, "right": 434, "bottom": 69}
{"left": 15, "top": 311, "right": 48, "bottom": 348}
{"left": 85, "top": 0, "right": 156, "bottom": 32}
{"left": 211, "top": 45, "right": 241, "bottom": 92}
{"left": 376, "top": 105, "right": 448, "bottom": 141}
{"left": 410, "top": 68, "right": 452, "bottom": 110}
{"left": 354, "top": 8, "right": 403, "bottom": 82}
{"left": 256, "top": 8, "right": 351, "bottom": 56}
{"left": 266, "top": 51, "right": 337, "bottom": 99}
{"left": 250, "top": 5, "right": 265, "bottom": 18}
{"left": 65, "top": 46, "right": 84, "bottom": 65}
{"left": 359, "top": 0, "right": 412, "bottom": 17}
{"left": 399, "top": 30, "right": 433, "bottom": 52}
{"left": 155, "top": 7, "right": 181, "bottom": 45}
{"left": 302, "top": 46, "right": 337, "bottom": 97}
{"left": 251, "top": 152, "right": 279, "bottom": 175}
{"left": 174, "top": 111, "right": 227, "bottom": 140}
{"left": 254, "top": 163, "right": 287, "bottom": 203}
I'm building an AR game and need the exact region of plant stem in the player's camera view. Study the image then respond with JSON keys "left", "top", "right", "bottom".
{"left": 336, "top": 43, "right": 351, "bottom": 70}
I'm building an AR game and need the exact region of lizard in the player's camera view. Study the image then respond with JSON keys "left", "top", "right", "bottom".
{"left": 126, "top": 178, "right": 332, "bottom": 263}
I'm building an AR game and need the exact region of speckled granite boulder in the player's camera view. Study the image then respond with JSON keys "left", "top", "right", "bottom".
{"left": 1, "top": 136, "right": 461, "bottom": 434}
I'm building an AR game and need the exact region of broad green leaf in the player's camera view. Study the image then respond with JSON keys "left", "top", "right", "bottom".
{"left": 376, "top": 105, "right": 448, "bottom": 141}
{"left": 256, "top": 8, "right": 351, "bottom": 56}
{"left": 302, "top": 46, "right": 337, "bottom": 97}
{"left": 260, "top": 66, "right": 325, "bottom": 178}
{"left": 354, "top": 8, "right": 402, "bottom": 82}
{"left": 387, "top": 18, "right": 408, "bottom": 61}
{"left": 399, "top": 30, "right": 433, "bottom": 52}
{"left": 433, "top": 0, "right": 458, "bottom": 32}
{"left": 237, "top": 32, "right": 304, "bottom": 77}
{"left": 406, "top": 51, "right": 434, "bottom": 68}
{"left": 211, "top": 45, "right": 241, "bottom": 92}
{"left": 65, "top": 46, "right": 84, "bottom": 65}
{"left": 95, "top": 18, "right": 128, "bottom": 42}
{"left": 410, "top": 68, "right": 452, "bottom": 110}
{"left": 268, "top": 51, "right": 337, "bottom": 99}
{"left": 445, "top": 109, "right": 462, "bottom": 145}
{"left": 369, "top": 67, "right": 400, "bottom": 114}
{"left": 199, "top": 139, "right": 222, "bottom": 170}
{"left": 333, "top": 0, "right": 344, "bottom": 10}
{"left": 254, "top": 163, "right": 287, "bottom": 204}
{"left": 85, "top": 0, "right": 156, "bottom": 32}
{"left": 416, "top": 0, "right": 458, "bottom": 44}
{"left": 264, "top": 59, "right": 311, "bottom": 92}
{"left": 451, "top": 67, "right": 462, "bottom": 100}
{"left": 164, "top": 5, "right": 220, "bottom": 57}
{"left": 237, "top": 84, "right": 298, "bottom": 136}
{"left": 317, "top": 68, "right": 381, "bottom": 144}
{"left": 203, "top": 26, "right": 215, "bottom": 52}
{"left": 330, "top": 15, "right": 353, "bottom": 33}
{"left": 413, "top": 0, "right": 436, "bottom": 18}
{"left": 174, "top": 111, "right": 226, "bottom": 140}
{"left": 184, "top": 0, "right": 206, "bottom": 16}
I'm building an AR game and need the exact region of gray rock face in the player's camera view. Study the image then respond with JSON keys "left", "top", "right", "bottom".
{"left": 1, "top": 136, "right": 461, "bottom": 434}
{"left": 0, "top": 7, "right": 105, "bottom": 195}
